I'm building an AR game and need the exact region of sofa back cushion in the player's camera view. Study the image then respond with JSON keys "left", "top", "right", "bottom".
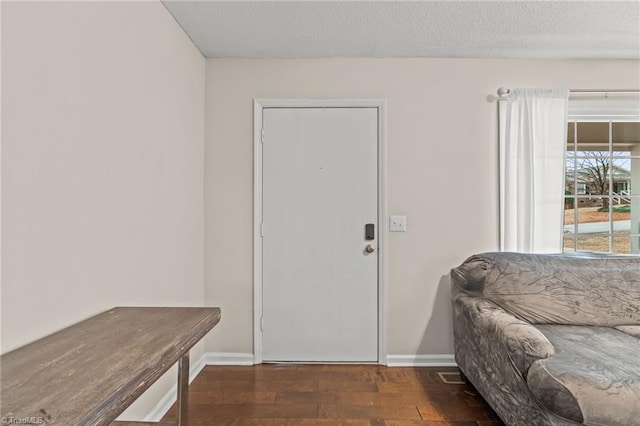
{"left": 452, "top": 252, "right": 640, "bottom": 326}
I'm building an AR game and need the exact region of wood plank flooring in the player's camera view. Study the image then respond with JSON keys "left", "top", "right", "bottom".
{"left": 162, "top": 365, "right": 504, "bottom": 426}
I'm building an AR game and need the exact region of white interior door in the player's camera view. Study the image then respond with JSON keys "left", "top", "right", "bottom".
{"left": 262, "top": 107, "right": 378, "bottom": 362}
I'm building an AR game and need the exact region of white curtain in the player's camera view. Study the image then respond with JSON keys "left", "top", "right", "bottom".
{"left": 499, "top": 89, "right": 570, "bottom": 253}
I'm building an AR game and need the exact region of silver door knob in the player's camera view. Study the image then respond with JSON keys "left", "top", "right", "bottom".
{"left": 365, "top": 244, "right": 375, "bottom": 254}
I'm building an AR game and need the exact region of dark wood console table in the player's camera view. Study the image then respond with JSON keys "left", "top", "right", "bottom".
{"left": 1, "top": 306, "right": 221, "bottom": 426}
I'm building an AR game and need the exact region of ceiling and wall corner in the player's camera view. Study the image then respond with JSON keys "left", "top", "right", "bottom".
{"left": 162, "top": 1, "right": 640, "bottom": 59}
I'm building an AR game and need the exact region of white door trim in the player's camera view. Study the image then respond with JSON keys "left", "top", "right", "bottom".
{"left": 253, "top": 98, "right": 388, "bottom": 364}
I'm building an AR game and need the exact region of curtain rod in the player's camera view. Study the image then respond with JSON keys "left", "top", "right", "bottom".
{"left": 490, "top": 87, "right": 640, "bottom": 102}
{"left": 570, "top": 89, "right": 640, "bottom": 93}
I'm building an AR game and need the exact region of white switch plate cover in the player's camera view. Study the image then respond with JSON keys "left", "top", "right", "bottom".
{"left": 389, "top": 215, "right": 407, "bottom": 232}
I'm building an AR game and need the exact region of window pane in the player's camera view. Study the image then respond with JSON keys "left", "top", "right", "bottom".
{"left": 576, "top": 233, "right": 611, "bottom": 253}
{"left": 563, "top": 234, "right": 576, "bottom": 252}
{"left": 613, "top": 122, "right": 640, "bottom": 151}
{"left": 612, "top": 157, "right": 631, "bottom": 197}
{"left": 613, "top": 234, "right": 632, "bottom": 254}
{"left": 574, "top": 153, "right": 610, "bottom": 196}
{"left": 576, "top": 122, "right": 610, "bottom": 152}
{"left": 629, "top": 126, "right": 640, "bottom": 196}
{"left": 565, "top": 159, "right": 577, "bottom": 195}
{"left": 562, "top": 210, "right": 576, "bottom": 232}
{"left": 611, "top": 153, "right": 632, "bottom": 159}
{"left": 577, "top": 183, "right": 586, "bottom": 195}
{"left": 566, "top": 122, "right": 575, "bottom": 152}
{"left": 628, "top": 196, "right": 640, "bottom": 253}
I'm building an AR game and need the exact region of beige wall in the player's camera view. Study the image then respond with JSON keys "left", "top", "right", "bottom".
{"left": 2, "top": 1, "right": 205, "bottom": 419}
{"left": 204, "top": 58, "right": 640, "bottom": 356}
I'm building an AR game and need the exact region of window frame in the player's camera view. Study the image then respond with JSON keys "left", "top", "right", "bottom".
{"left": 564, "top": 119, "right": 640, "bottom": 254}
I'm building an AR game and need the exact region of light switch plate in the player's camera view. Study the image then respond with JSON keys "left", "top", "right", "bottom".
{"left": 389, "top": 215, "right": 407, "bottom": 232}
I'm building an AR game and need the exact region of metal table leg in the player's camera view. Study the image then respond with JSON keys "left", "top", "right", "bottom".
{"left": 176, "top": 354, "right": 189, "bottom": 426}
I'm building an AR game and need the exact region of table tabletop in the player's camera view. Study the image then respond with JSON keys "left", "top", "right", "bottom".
{"left": 1, "top": 306, "right": 221, "bottom": 425}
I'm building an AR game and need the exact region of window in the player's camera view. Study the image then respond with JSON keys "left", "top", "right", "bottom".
{"left": 563, "top": 121, "right": 640, "bottom": 254}
{"left": 577, "top": 182, "right": 587, "bottom": 195}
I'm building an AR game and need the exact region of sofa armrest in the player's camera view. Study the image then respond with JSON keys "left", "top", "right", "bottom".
{"left": 453, "top": 291, "right": 555, "bottom": 376}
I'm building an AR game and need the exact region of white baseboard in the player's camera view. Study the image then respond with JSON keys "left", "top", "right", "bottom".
{"left": 386, "top": 354, "right": 457, "bottom": 367}
{"left": 202, "top": 352, "right": 255, "bottom": 365}
{"left": 143, "top": 352, "right": 255, "bottom": 421}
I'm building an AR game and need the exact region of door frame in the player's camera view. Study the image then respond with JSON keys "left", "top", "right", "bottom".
{"left": 253, "top": 98, "right": 388, "bottom": 364}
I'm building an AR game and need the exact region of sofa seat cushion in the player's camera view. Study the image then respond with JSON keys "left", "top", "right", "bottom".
{"left": 615, "top": 325, "right": 640, "bottom": 338}
{"left": 527, "top": 325, "right": 640, "bottom": 426}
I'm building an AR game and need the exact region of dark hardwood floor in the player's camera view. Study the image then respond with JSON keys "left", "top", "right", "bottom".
{"left": 162, "top": 364, "right": 504, "bottom": 425}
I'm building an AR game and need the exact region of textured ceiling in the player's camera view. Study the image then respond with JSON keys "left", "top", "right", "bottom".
{"left": 162, "top": 1, "right": 640, "bottom": 59}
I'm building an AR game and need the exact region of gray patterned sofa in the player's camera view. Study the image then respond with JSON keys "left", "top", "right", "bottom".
{"left": 451, "top": 252, "right": 640, "bottom": 426}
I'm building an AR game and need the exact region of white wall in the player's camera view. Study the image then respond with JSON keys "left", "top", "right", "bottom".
{"left": 2, "top": 1, "right": 205, "bottom": 419}
{"left": 204, "top": 58, "right": 640, "bottom": 357}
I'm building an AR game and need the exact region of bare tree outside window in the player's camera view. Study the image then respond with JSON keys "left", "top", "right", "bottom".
{"left": 570, "top": 151, "right": 630, "bottom": 209}
{"left": 576, "top": 152, "right": 610, "bottom": 196}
